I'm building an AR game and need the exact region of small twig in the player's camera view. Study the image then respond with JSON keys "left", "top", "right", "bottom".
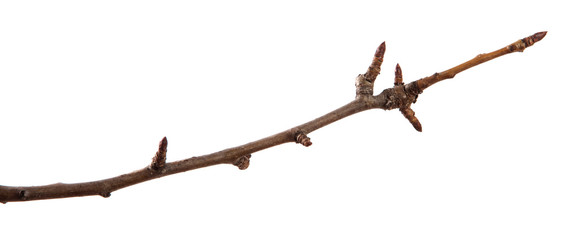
{"left": 356, "top": 42, "right": 386, "bottom": 97}
{"left": 406, "top": 31, "right": 547, "bottom": 93}
{"left": 365, "top": 41, "right": 386, "bottom": 82}
{"left": 0, "top": 32, "right": 546, "bottom": 203}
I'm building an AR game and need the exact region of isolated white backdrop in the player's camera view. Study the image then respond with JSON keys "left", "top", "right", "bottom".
{"left": 1, "top": 1, "right": 562, "bottom": 239}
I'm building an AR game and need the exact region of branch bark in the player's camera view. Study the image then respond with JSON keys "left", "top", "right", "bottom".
{"left": 0, "top": 32, "right": 547, "bottom": 203}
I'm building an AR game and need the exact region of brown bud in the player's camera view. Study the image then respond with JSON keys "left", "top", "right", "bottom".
{"left": 295, "top": 131, "right": 312, "bottom": 147}
{"left": 374, "top": 41, "right": 386, "bottom": 59}
{"left": 364, "top": 41, "right": 386, "bottom": 82}
{"left": 233, "top": 154, "right": 251, "bottom": 170}
{"left": 522, "top": 31, "right": 547, "bottom": 48}
{"left": 400, "top": 107, "right": 422, "bottom": 132}
{"left": 394, "top": 63, "right": 403, "bottom": 86}
{"left": 530, "top": 31, "right": 547, "bottom": 44}
{"left": 150, "top": 137, "right": 168, "bottom": 171}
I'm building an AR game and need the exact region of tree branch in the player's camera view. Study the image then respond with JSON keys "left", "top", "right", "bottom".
{"left": 0, "top": 32, "right": 547, "bottom": 203}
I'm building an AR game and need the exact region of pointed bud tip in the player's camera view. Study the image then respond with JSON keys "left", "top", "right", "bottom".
{"left": 532, "top": 31, "right": 547, "bottom": 42}
{"left": 414, "top": 123, "right": 422, "bottom": 132}
{"left": 374, "top": 41, "right": 386, "bottom": 57}
{"left": 379, "top": 41, "right": 386, "bottom": 50}
{"left": 394, "top": 63, "right": 403, "bottom": 86}
{"left": 158, "top": 136, "right": 168, "bottom": 151}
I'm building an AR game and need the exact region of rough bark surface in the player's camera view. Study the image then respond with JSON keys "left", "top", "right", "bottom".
{"left": 0, "top": 32, "right": 547, "bottom": 203}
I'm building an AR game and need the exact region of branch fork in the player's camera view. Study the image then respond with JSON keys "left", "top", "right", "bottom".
{"left": 0, "top": 31, "right": 546, "bottom": 203}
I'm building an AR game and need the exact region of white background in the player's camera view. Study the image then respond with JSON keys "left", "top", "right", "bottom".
{"left": 0, "top": 1, "right": 562, "bottom": 239}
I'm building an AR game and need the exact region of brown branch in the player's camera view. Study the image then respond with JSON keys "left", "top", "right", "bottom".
{"left": 406, "top": 31, "right": 547, "bottom": 93}
{"left": 0, "top": 32, "right": 546, "bottom": 203}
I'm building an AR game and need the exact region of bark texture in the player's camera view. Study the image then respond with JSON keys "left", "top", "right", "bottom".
{"left": 0, "top": 32, "right": 547, "bottom": 203}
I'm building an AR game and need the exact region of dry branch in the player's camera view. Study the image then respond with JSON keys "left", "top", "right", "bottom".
{"left": 0, "top": 32, "right": 547, "bottom": 203}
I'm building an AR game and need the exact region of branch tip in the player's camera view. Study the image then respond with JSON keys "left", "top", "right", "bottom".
{"left": 400, "top": 107, "right": 422, "bottom": 132}
{"left": 521, "top": 31, "right": 547, "bottom": 48}
{"left": 233, "top": 154, "right": 251, "bottom": 170}
{"left": 150, "top": 136, "right": 168, "bottom": 171}
{"left": 375, "top": 41, "right": 386, "bottom": 58}
{"left": 19, "top": 190, "right": 29, "bottom": 200}
{"left": 364, "top": 41, "right": 386, "bottom": 82}
{"left": 531, "top": 31, "right": 547, "bottom": 43}
{"left": 413, "top": 120, "right": 422, "bottom": 132}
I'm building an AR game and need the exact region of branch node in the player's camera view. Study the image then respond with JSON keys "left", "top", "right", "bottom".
{"left": 100, "top": 192, "right": 111, "bottom": 198}
{"left": 383, "top": 92, "right": 396, "bottom": 110}
{"left": 355, "top": 74, "right": 374, "bottom": 97}
{"left": 233, "top": 154, "right": 251, "bottom": 170}
{"left": 19, "top": 190, "right": 29, "bottom": 200}
{"left": 150, "top": 137, "right": 168, "bottom": 171}
{"left": 405, "top": 82, "right": 423, "bottom": 97}
{"left": 295, "top": 131, "right": 312, "bottom": 147}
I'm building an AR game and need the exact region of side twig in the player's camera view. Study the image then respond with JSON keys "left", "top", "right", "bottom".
{"left": 0, "top": 31, "right": 546, "bottom": 203}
